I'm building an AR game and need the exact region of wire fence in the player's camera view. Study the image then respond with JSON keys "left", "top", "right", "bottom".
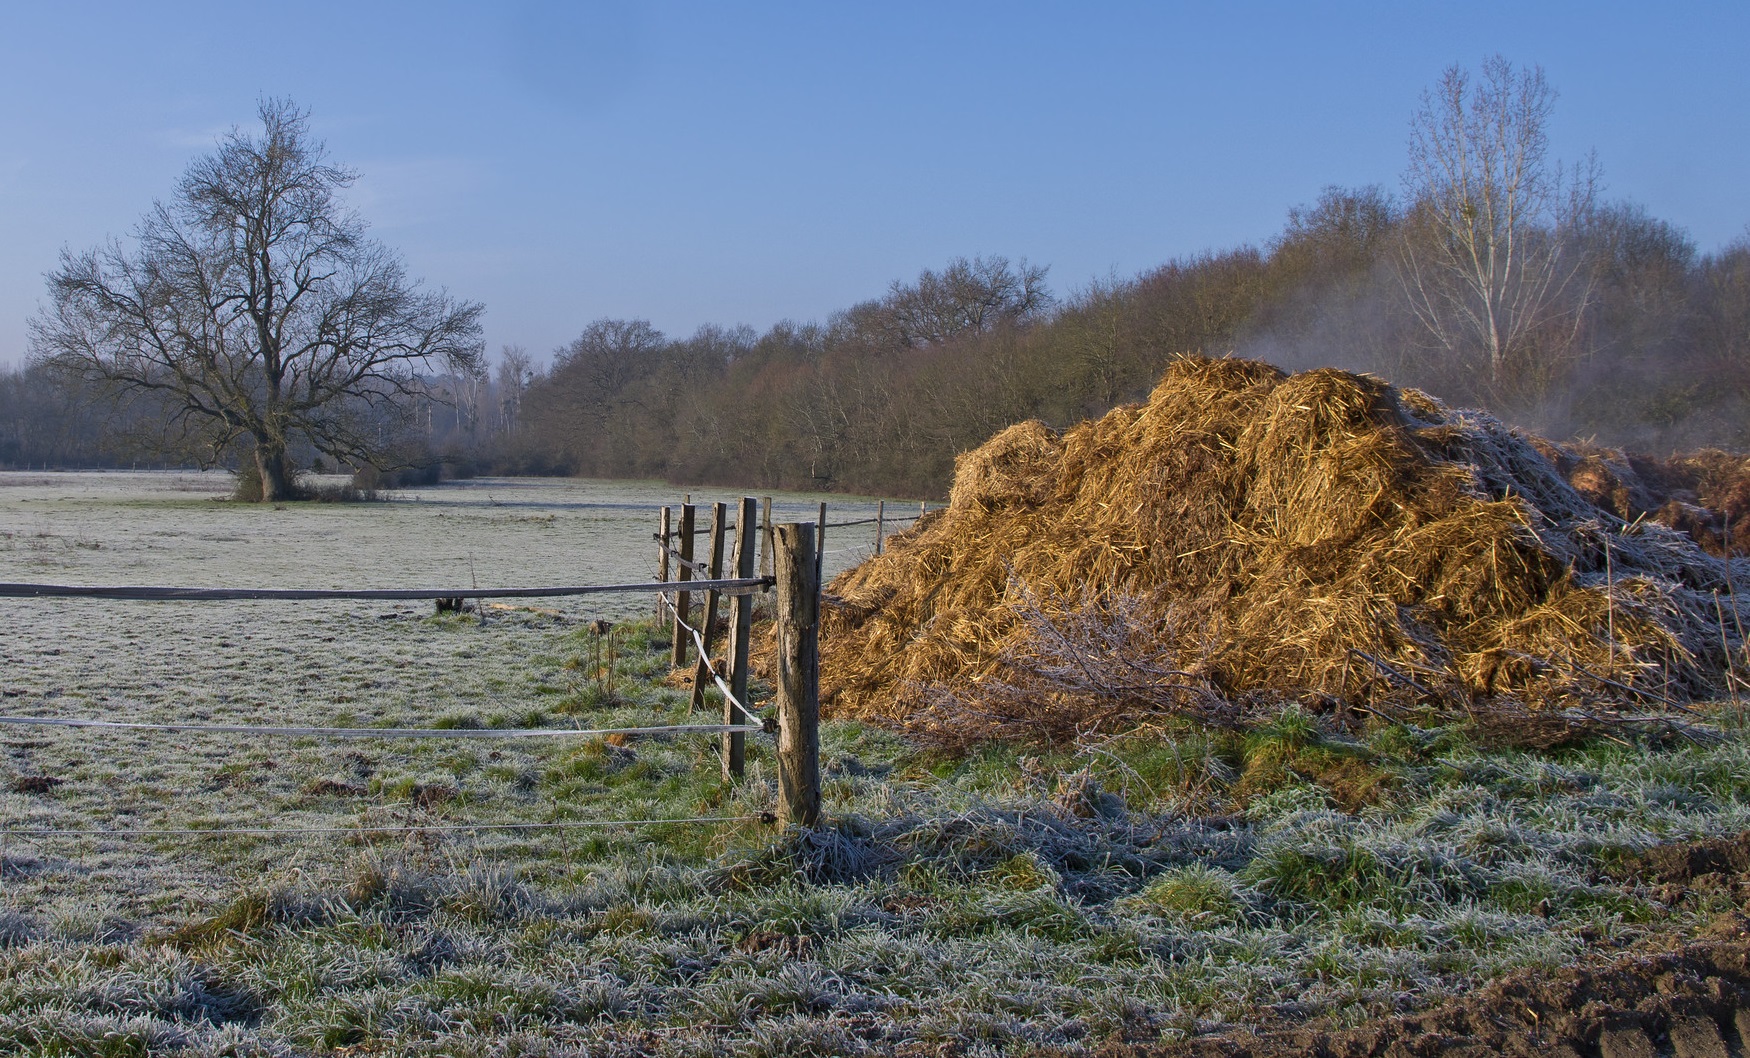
{"left": 0, "top": 716, "right": 762, "bottom": 739}
{"left": 0, "top": 578, "right": 768, "bottom": 601}
{"left": 673, "top": 510, "right": 930, "bottom": 535}
{"left": 0, "top": 531, "right": 784, "bottom": 846}
{"left": 3, "top": 815, "right": 777, "bottom": 840}
{"left": 3, "top": 497, "right": 854, "bottom": 848}
{"left": 658, "top": 500, "right": 931, "bottom": 591}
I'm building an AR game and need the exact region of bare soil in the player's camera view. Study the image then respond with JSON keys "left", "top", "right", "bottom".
{"left": 1093, "top": 834, "right": 1750, "bottom": 1058}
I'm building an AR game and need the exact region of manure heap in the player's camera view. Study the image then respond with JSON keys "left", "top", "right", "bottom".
{"left": 823, "top": 357, "right": 1749, "bottom": 742}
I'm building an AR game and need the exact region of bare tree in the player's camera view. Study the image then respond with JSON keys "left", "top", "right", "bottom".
{"left": 1275, "top": 185, "right": 1399, "bottom": 278}
{"left": 519, "top": 319, "right": 667, "bottom": 472}
{"left": 1396, "top": 57, "right": 1598, "bottom": 397}
{"left": 1694, "top": 231, "right": 1750, "bottom": 405}
{"left": 838, "top": 256, "right": 1052, "bottom": 349}
{"left": 456, "top": 354, "right": 489, "bottom": 436}
{"left": 546, "top": 318, "right": 666, "bottom": 427}
{"left": 494, "top": 344, "right": 535, "bottom": 434}
{"left": 1053, "top": 276, "right": 1118, "bottom": 409}
{"left": 29, "top": 99, "right": 483, "bottom": 501}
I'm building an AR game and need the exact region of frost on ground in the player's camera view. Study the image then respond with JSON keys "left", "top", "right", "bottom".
{"left": 2, "top": 472, "right": 1750, "bottom": 1056}
{"left": 0, "top": 472, "right": 886, "bottom": 918}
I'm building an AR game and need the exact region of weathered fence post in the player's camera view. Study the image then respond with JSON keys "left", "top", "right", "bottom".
{"left": 723, "top": 496, "right": 757, "bottom": 780}
{"left": 774, "top": 522, "right": 820, "bottom": 826}
{"left": 656, "top": 506, "right": 672, "bottom": 621}
{"left": 670, "top": 502, "right": 695, "bottom": 668}
{"left": 816, "top": 502, "right": 827, "bottom": 583}
{"left": 690, "top": 502, "right": 728, "bottom": 713}
{"left": 759, "top": 497, "right": 774, "bottom": 580}
{"left": 876, "top": 499, "right": 885, "bottom": 556}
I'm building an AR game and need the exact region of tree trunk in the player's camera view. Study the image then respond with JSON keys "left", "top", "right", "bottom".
{"left": 255, "top": 440, "right": 294, "bottom": 502}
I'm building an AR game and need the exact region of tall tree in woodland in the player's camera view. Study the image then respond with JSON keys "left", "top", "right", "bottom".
{"left": 1396, "top": 57, "right": 1598, "bottom": 397}
{"left": 1694, "top": 233, "right": 1750, "bottom": 405}
{"left": 30, "top": 99, "right": 484, "bottom": 501}
{"left": 522, "top": 318, "right": 667, "bottom": 473}
{"left": 837, "top": 256, "right": 1052, "bottom": 350}
{"left": 494, "top": 345, "right": 535, "bottom": 435}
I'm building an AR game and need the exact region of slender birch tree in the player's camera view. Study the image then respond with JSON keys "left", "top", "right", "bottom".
{"left": 1396, "top": 57, "right": 1598, "bottom": 396}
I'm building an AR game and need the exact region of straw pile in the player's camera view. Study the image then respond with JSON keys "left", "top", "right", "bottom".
{"left": 821, "top": 357, "right": 1748, "bottom": 745}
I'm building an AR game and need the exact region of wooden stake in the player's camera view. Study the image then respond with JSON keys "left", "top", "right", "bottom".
{"left": 690, "top": 502, "right": 727, "bottom": 714}
{"left": 723, "top": 497, "right": 757, "bottom": 780}
{"left": 876, "top": 499, "right": 885, "bottom": 556}
{"left": 1604, "top": 533, "right": 1616, "bottom": 678}
{"left": 774, "top": 522, "right": 820, "bottom": 826}
{"left": 1717, "top": 590, "right": 1741, "bottom": 704}
{"left": 816, "top": 502, "right": 827, "bottom": 582}
{"left": 1725, "top": 521, "right": 1747, "bottom": 672}
{"left": 759, "top": 497, "right": 774, "bottom": 580}
{"left": 670, "top": 503, "right": 695, "bottom": 668}
{"left": 656, "top": 506, "right": 671, "bottom": 622}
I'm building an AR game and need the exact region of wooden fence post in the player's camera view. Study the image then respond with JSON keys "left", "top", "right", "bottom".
{"left": 656, "top": 506, "right": 671, "bottom": 622}
{"left": 774, "top": 522, "right": 820, "bottom": 826}
{"left": 816, "top": 502, "right": 826, "bottom": 582}
{"left": 759, "top": 497, "right": 774, "bottom": 580}
{"left": 690, "top": 502, "right": 727, "bottom": 713}
{"left": 723, "top": 496, "right": 757, "bottom": 780}
{"left": 670, "top": 503, "right": 695, "bottom": 668}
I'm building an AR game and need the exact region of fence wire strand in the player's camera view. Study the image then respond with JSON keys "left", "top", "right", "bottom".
{"left": 0, "top": 716, "right": 762, "bottom": 739}
{"left": 652, "top": 539, "right": 713, "bottom": 576}
{"left": 0, "top": 578, "right": 770, "bottom": 601}
{"left": 0, "top": 815, "right": 771, "bottom": 841}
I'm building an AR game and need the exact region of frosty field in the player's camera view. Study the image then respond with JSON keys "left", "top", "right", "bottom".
{"left": 3, "top": 471, "right": 1750, "bottom": 1056}
{"left": 0, "top": 471, "right": 889, "bottom": 924}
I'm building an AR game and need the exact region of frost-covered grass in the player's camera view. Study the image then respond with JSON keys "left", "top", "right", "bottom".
{"left": 2, "top": 472, "right": 1748, "bottom": 1056}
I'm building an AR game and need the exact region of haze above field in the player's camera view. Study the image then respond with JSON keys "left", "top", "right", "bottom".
{"left": 0, "top": 1, "right": 1745, "bottom": 369}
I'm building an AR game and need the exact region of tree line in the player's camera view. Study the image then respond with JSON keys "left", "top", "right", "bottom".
{"left": 9, "top": 61, "right": 1749, "bottom": 499}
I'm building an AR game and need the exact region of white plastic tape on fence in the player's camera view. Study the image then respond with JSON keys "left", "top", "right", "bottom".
{"left": 657, "top": 592, "right": 761, "bottom": 724}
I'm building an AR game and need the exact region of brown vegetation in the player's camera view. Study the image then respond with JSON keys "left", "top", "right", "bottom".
{"left": 821, "top": 357, "right": 1748, "bottom": 747}
{"left": 1535, "top": 441, "right": 1750, "bottom": 559}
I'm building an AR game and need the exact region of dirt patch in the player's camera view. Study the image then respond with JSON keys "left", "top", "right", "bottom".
{"left": 1089, "top": 929, "right": 1750, "bottom": 1058}
{"left": 8, "top": 775, "right": 62, "bottom": 794}
{"left": 1059, "top": 834, "right": 1750, "bottom": 1058}
{"left": 736, "top": 929, "right": 817, "bottom": 959}
{"left": 1617, "top": 832, "right": 1750, "bottom": 909}
{"left": 410, "top": 783, "right": 457, "bottom": 810}
{"left": 820, "top": 357, "right": 1748, "bottom": 748}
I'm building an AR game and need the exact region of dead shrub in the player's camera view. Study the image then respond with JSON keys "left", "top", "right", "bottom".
{"left": 906, "top": 581, "right": 1241, "bottom": 751}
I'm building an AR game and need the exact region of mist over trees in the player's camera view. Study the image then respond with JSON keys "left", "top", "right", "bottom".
{"left": 7, "top": 60, "right": 1749, "bottom": 498}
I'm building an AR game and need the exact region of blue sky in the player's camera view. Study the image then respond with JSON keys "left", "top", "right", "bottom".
{"left": 1, "top": 1, "right": 1745, "bottom": 369}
